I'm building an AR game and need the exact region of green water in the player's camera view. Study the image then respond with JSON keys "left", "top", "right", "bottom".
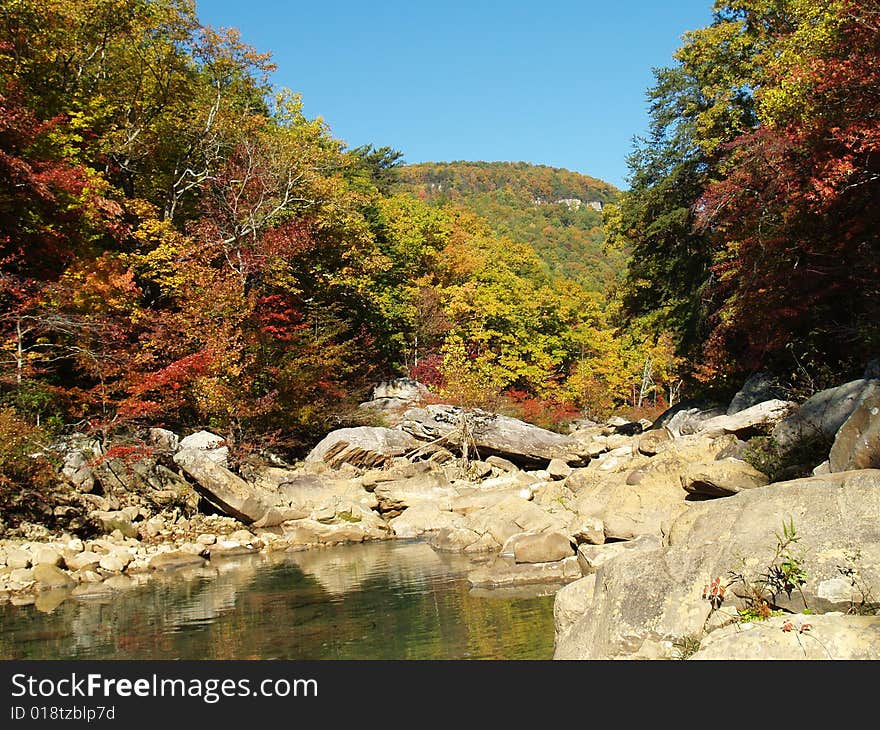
{"left": 0, "top": 541, "right": 557, "bottom": 660}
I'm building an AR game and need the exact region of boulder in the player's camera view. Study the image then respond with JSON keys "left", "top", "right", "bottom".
{"left": 680, "top": 458, "right": 770, "bottom": 498}
{"left": 555, "top": 470, "right": 880, "bottom": 659}
{"left": 772, "top": 379, "right": 878, "bottom": 453}
{"left": 507, "top": 531, "right": 574, "bottom": 564}
{"left": 401, "top": 405, "right": 584, "bottom": 466}
{"left": 32, "top": 564, "right": 75, "bottom": 590}
{"left": 651, "top": 402, "right": 726, "bottom": 438}
{"left": 568, "top": 516, "right": 605, "bottom": 546}
{"left": 462, "top": 495, "right": 567, "bottom": 548}
{"left": 174, "top": 450, "right": 302, "bottom": 526}
{"left": 690, "top": 613, "right": 880, "bottom": 660}
{"left": 5, "top": 548, "right": 30, "bottom": 569}
{"left": 65, "top": 551, "right": 102, "bottom": 571}
{"left": 697, "top": 399, "right": 795, "bottom": 438}
{"left": 637, "top": 428, "right": 673, "bottom": 455}
{"left": 565, "top": 435, "right": 732, "bottom": 541}
{"left": 304, "top": 427, "right": 420, "bottom": 469}
{"left": 428, "top": 527, "right": 496, "bottom": 553}
{"left": 554, "top": 575, "right": 597, "bottom": 640}
{"left": 31, "top": 545, "right": 63, "bottom": 567}
{"left": 829, "top": 384, "right": 880, "bottom": 472}
{"left": 547, "top": 459, "right": 572, "bottom": 480}
{"left": 575, "top": 534, "right": 663, "bottom": 575}
{"left": 727, "top": 372, "right": 784, "bottom": 415}
{"left": 389, "top": 504, "right": 466, "bottom": 538}
{"left": 371, "top": 378, "right": 429, "bottom": 402}
{"left": 178, "top": 430, "right": 228, "bottom": 467}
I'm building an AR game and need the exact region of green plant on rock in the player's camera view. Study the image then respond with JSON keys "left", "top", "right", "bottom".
{"left": 726, "top": 518, "right": 809, "bottom": 620}
{"left": 673, "top": 634, "right": 702, "bottom": 660}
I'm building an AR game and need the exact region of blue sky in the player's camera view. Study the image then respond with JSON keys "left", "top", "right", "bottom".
{"left": 195, "top": 1, "right": 715, "bottom": 190}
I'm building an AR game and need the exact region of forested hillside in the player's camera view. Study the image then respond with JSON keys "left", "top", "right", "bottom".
{"left": 398, "top": 162, "right": 624, "bottom": 291}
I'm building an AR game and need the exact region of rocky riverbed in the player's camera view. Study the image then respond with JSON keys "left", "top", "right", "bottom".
{"left": 2, "top": 374, "right": 879, "bottom": 659}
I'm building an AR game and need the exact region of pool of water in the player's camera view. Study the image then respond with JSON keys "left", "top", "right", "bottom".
{"left": 0, "top": 541, "right": 558, "bottom": 660}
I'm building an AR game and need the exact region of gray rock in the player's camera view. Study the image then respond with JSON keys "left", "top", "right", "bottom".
{"left": 304, "top": 427, "right": 420, "bottom": 469}
{"left": 727, "top": 372, "right": 784, "bottom": 415}
{"left": 698, "top": 399, "right": 795, "bottom": 438}
{"left": 174, "top": 451, "right": 301, "bottom": 526}
{"left": 178, "top": 430, "right": 228, "bottom": 467}
{"left": 829, "top": 383, "right": 880, "bottom": 472}
{"left": 575, "top": 534, "right": 663, "bottom": 575}
{"left": 513, "top": 531, "right": 574, "bottom": 564}
{"left": 463, "top": 495, "right": 566, "bottom": 547}
{"left": 401, "top": 405, "right": 584, "bottom": 466}
{"left": 428, "top": 527, "right": 494, "bottom": 553}
{"left": 374, "top": 472, "right": 457, "bottom": 513}
{"left": 691, "top": 613, "right": 880, "bottom": 660}
{"left": 773, "top": 379, "right": 878, "bottom": 453}
{"left": 371, "top": 378, "right": 429, "bottom": 402}
{"left": 680, "top": 458, "right": 770, "bottom": 498}
{"left": 652, "top": 402, "right": 726, "bottom": 438}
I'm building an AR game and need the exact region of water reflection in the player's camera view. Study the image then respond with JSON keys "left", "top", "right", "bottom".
{"left": 0, "top": 541, "right": 556, "bottom": 660}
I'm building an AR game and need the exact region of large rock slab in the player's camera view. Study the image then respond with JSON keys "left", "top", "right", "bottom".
{"left": 697, "top": 399, "right": 794, "bottom": 438}
{"left": 305, "top": 427, "right": 420, "bottom": 469}
{"left": 773, "top": 379, "right": 878, "bottom": 453}
{"left": 174, "top": 450, "right": 303, "bottom": 526}
{"left": 829, "top": 384, "right": 880, "bottom": 472}
{"left": 555, "top": 470, "right": 880, "bottom": 660}
{"left": 680, "top": 458, "right": 770, "bottom": 498}
{"left": 467, "top": 556, "right": 581, "bottom": 588}
{"left": 510, "top": 531, "right": 574, "bottom": 564}
{"left": 691, "top": 613, "right": 880, "bottom": 660}
{"left": 401, "top": 405, "right": 584, "bottom": 466}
